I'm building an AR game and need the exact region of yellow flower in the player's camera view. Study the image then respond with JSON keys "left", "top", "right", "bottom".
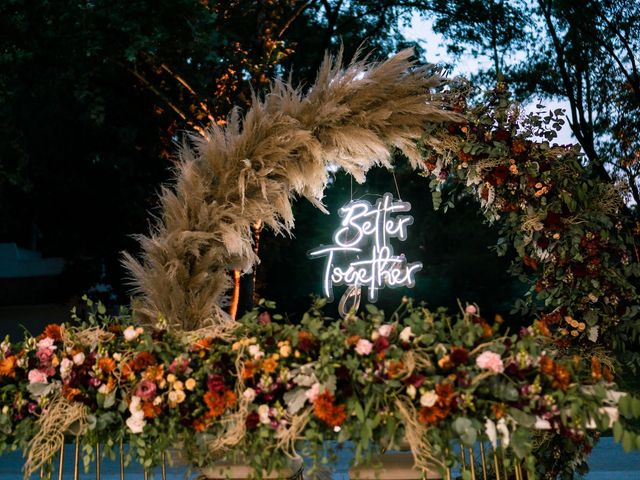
{"left": 166, "top": 373, "right": 176, "bottom": 384}
{"left": 173, "top": 381, "right": 184, "bottom": 391}
{"left": 185, "top": 378, "right": 197, "bottom": 391}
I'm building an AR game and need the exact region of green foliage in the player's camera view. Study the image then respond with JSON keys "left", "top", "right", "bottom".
{"left": 421, "top": 85, "right": 640, "bottom": 374}
{"left": 0, "top": 297, "right": 629, "bottom": 478}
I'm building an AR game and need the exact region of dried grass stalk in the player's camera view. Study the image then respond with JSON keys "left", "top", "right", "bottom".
{"left": 23, "top": 395, "right": 87, "bottom": 480}
{"left": 123, "top": 48, "right": 461, "bottom": 332}
{"left": 395, "top": 398, "right": 446, "bottom": 475}
{"left": 275, "top": 407, "right": 312, "bottom": 458}
{"left": 62, "top": 326, "right": 114, "bottom": 351}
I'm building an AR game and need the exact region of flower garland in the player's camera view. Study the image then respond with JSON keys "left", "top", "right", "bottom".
{"left": 420, "top": 85, "right": 640, "bottom": 363}
{"left": 0, "top": 299, "right": 634, "bottom": 479}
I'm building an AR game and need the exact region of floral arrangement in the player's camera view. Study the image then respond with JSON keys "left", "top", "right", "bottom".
{"left": 0, "top": 298, "right": 634, "bottom": 478}
{"left": 420, "top": 85, "right": 640, "bottom": 364}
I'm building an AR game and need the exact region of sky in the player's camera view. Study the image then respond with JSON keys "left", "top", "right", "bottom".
{"left": 400, "top": 12, "right": 576, "bottom": 146}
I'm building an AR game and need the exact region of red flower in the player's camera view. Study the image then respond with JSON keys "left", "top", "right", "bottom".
{"left": 373, "top": 336, "right": 390, "bottom": 353}
{"left": 207, "top": 374, "right": 226, "bottom": 392}
{"left": 245, "top": 412, "right": 260, "bottom": 429}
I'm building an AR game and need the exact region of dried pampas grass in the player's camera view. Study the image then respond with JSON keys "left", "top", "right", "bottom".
{"left": 123, "top": 48, "right": 461, "bottom": 332}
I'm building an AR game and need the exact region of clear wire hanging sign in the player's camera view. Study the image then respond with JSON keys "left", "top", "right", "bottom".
{"left": 308, "top": 192, "right": 422, "bottom": 318}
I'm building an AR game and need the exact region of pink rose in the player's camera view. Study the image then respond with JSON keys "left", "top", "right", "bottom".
{"left": 257, "top": 311, "right": 272, "bottom": 325}
{"left": 465, "top": 305, "right": 477, "bottom": 315}
{"left": 378, "top": 324, "right": 393, "bottom": 338}
{"left": 476, "top": 351, "right": 504, "bottom": 374}
{"left": 28, "top": 369, "right": 48, "bottom": 384}
{"left": 355, "top": 339, "right": 373, "bottom": 355}
{"left": 36, "top": 348, "right": 53, "bottom": 364}
{"left": 134, "top": 380, "right": 157, "bottom": 401}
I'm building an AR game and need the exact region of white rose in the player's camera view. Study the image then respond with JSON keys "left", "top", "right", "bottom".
{"left": 258, "top": 404, "right": 271, "bottom": 424}
{"left": 248, "top": 345, "right": 264, "bottom": 359}
{"left": 378, "top": 324, "right": 393, "bottom": 338}
{"left": 420, "top": 390, "right": 438, "bottom": 408}
{"left": 98, "top": 383, "right": 110, "bottom": 395}
{"left": 406, "top": 384, "right": 417, "bottom": 400}
{"left": 128, "top": 395, "right": 143, "bottom": 414}
{"left": 243, "top": 388, "right": 256, "bottom": 402}
{"left": 72, "top": 352, "right": 85, "bottom": 365}
{"left": 126, "top": 414, "right": 146, "bottom": 434}
{"left": 60, "top": 358, "right": 73, "bottom": 380}
{"left": 123, "top": 326, "right": 140, "bottom": 342}
{"left": 399, "top": 326, "right": 414, "bottom": 343}
{"left": 37, "top": 338, "right": 56, "bottom": 350}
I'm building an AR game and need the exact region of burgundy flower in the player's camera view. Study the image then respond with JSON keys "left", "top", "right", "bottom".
{"left": 89, "top": 377, "right": 102, "bottom": 388}
{"left": 404, "top": 374, "right": 426, "bottom": 388}
{"left": 373, "top": 336, "right": 390, "bottom": 353}
{"left": 573, "top": 263, "right": 587, "bottom": 277}
{"left": 494, "top": 129, "right": 510, "bottom": 141}
{"left": 245, "top": 412, "right": 260, "bottom": 429}
{"left": 207, "top": 374, "right": 226, "bottom": 392}
{"left": 544, "top": 212, "right": 563, "bottom": 230}
{"left": 134, "top": 380, "right": 157, "bottom": 401}
{"left": 450, "top": 347, "right": 469, "bottom": 366}
{"left": 537, "top": 236, "right": 550, "bottom": 249}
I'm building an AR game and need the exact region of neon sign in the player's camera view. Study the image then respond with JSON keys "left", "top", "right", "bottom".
{"left": 309, "top": 193, "right": 422, "bottom": 304}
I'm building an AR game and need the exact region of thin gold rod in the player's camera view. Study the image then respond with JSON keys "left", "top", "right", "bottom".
{"left": 460, "top": 442, "right": 467, "bottom": 471}
{"left": 161, "top": 451, "right": 167, "bottom": 480}
{"left": 119, "top": 439, "right": 125, "bottom": 480}
{"left": 58, "top": 445, "right": 65, "bottom": 480}
{"left": 479, "top": 442, "right": 488, "bottom": 480}
{"left": 74, "top": 437, "right": 80, "bottom": 480}
{"left": 96, "top": 443, "right": 101, "bottom": 480}
{"left": 492, "top": 448, "right": 501, "bottom": 480}
{"left": 445, "top": 448, "right": 452, "bottom": 480}
{"left": 501, "top": 449, "right": 508, "bottom": 480}
{"left": 515, "top": 462, "right": 523, "bottom": 480}
{"left": 468, "top": 448, "right": 476, "bottom": 480}
{"left": 143, "top": 469, "right": 149, "bottom": 480}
